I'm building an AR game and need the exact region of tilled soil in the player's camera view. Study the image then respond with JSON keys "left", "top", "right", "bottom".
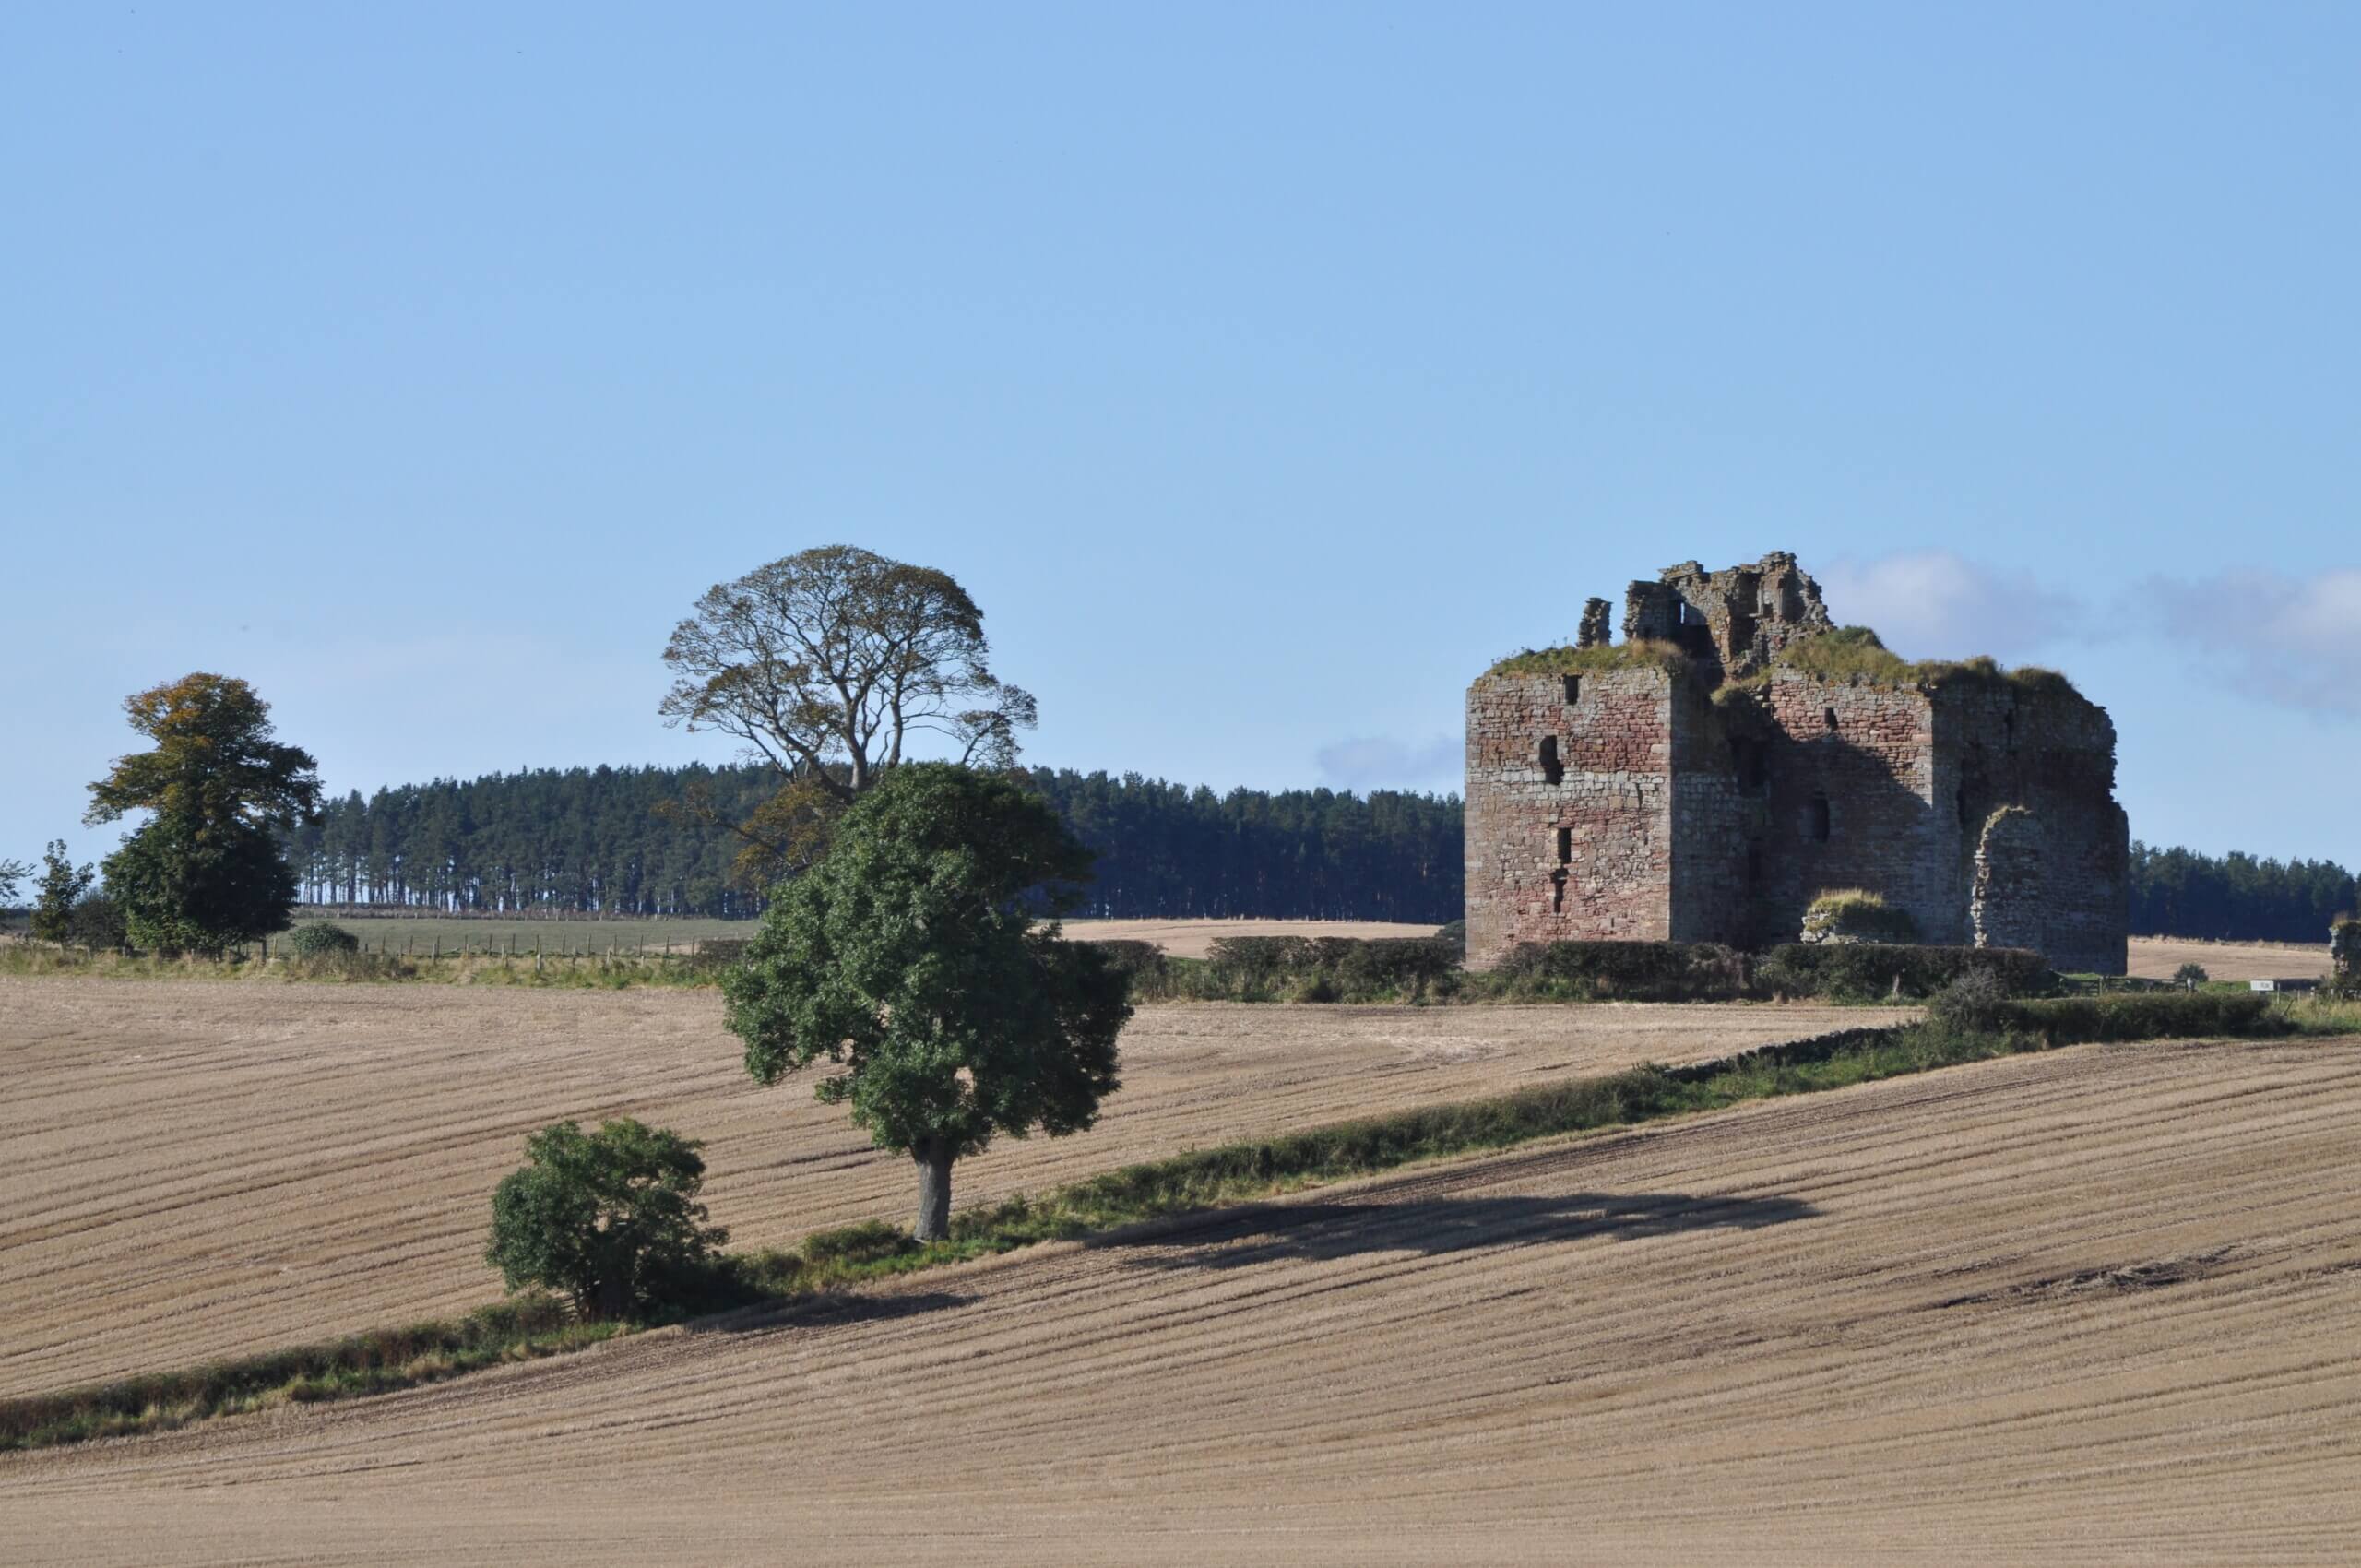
{"left": 0, "top": 979, "right": 1895, "bottom": 1396}
{"left": 3, "top": 1039, "right": 2355, "bottom": 1565}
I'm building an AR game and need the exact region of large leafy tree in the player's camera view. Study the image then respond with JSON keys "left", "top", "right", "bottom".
{"left": 86, "top": 674, "right": 323, "bottom": 956}
{"left": 659, "top": 546, "right": 1038, "bottom": 887}
{"left": 724, "top": 764, "right": 1133, "bottom": 1240}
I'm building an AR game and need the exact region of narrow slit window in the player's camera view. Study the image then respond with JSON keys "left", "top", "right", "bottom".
{"left": 1539, "top": 735, "right": 1563, "bottom": 785}
{"left": 1809, "top": 793, "right": 1832, "bottom": 843}
{"left": 1557, "top": 826, "right": 1572, "bottom": 863}
{"left": 1551, "top": 871, "right": 1567, "bottom": 912}
{"left": 1823, "top": 707, "right": 1839, "bottom": 734}
{"left": 1563, "top": 675, "right": 1581, "bottom": 706}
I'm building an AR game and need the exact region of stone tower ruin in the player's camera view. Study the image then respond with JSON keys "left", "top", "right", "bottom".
{"left": 1464, "top": 552, "right": 2130, "bottom": 974}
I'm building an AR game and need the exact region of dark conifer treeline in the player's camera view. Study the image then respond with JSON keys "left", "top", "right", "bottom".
{"left": 1026, "top": 769, "right": 1462, "bottom": 920}
{"left": 283, "top": 766, "right": 779, "bottom": 917}
{"left": 2127, "top": 841, "right": 2356, "bottom": 944}
{"left": 276, "top": 765, "right": 2351, "bottom": 941}
{"left": 281, "top": 765, "right": 1467, "bottom": 922}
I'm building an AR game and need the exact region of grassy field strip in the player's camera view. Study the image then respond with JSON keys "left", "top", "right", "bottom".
{"left": 8, "top": 994, "right": 2343, "bottom": 1453}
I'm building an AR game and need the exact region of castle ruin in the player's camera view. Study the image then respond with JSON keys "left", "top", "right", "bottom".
{"left": 1464, "top": 552, "right": 2130, "bottom": 973}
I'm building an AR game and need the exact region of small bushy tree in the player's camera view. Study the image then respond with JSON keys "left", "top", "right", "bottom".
{"left": 0, "top": 858, "right": 30, "bottom": 906}
{"left": 1927, "top": 968, "right": 2011, "bottom": 1034}
{"left": 286, "top": 921, "right": 361, "bottom": 957}
{"left": 486, "top": 1119, "right": 727, "bottom": 1322}
{"left": 725, "top": 764, "right": 1133, "bottom": 1241}
{"left": 29, "top": 842, "right": 95, "bottom": 944}
{"left": 2173, "top": 962, "right": 2210, "bottom": 988}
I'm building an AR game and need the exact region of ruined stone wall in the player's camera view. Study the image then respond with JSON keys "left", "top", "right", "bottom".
{"left": 1464, "top": 667, "right": 1676, "bottom": 970}
{"left": 1969, "top": 807, "right": 2046, "bottom": 953}
{"left": 1469, "top": 552, "right": 2129, "bottom": 975}
{"left": 1621, "top": 552, "right": 1834, "bottom": 682}
{"left": 1750, "top": 675, "right": 1953, "bottom": 946}
{"left": 1667, "top": 683, "right": 1755, "bottom": 946}
{"left": 1935, "top": 683, "right": 2128, "bottom": 974}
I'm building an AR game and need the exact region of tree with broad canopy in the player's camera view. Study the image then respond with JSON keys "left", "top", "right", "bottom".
{"left": 85, "top": 674, "right": 322, "bottom": 956}
{"left": 723, "top": 764, "right": 1133, "bottom": 1241}
{"left": 658, "top": 546, "right": 1038, "bottom": 892}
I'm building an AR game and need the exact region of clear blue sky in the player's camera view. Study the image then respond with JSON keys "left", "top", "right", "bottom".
{"left": 6, "top": 4, "right": 2356, "bottom": 873}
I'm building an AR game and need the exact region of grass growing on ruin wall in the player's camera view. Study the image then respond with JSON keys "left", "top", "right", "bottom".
{"left": 1763, "top": 625, "right": 2080, "bottom": 697}
{"left": 7, "top": 989, "right": 2336, "bottom": 1454}
{"left": 1485, "top": 639, "right": 1691, "bottom": 680}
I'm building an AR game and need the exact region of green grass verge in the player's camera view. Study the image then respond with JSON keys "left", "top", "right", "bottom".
{"left": 0, "top": 944, "right": 732, "bottom": 990}
{"left": 10, "top": 991, "right": 2335, "bottom": 1454}
{"left": 0, "top": 1296, "right": 616, "bottom": 1451}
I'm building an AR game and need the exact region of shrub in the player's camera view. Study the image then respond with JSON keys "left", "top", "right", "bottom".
{"left": 1927, "top": 968, "right": 2011, "bottom": 1033}
{"left": 1754, "top": 943, "right": 2049, "bottom": 1002}
{"left": 1201, "top": 935, "right": 1461, "bottom": 1002}
{"left": 2172, "top": 962, "right": 2210, "bottom": 987}
{"left": 1492, "top": 940, "right": 1748, "bottom": 1002}
{"left": 486, "top": 1119, "right": 729, "bottom": 1322}
{"left": 1082, "top": 939, "right": 1170, "bottom": 989}
{"left": 1999, "top": 991, "right": 2278, "bottom": 1042}
{"left": 286, "top": 921, "right": 361, "bottom": 957}
{"left": 62, "top": 893, "right": 128, "bottom": 953}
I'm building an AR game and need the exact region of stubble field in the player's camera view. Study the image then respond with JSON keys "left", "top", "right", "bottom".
{"left": 0, "top": 978, "right": 1904, "bottom": 1397}
{"left": 4, "top": 1035, "right": 2355, "bottom": 1564}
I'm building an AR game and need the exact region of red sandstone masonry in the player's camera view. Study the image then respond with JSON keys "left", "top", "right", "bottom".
{"left": 1466, "top": 555, "right": 2129, "bottom": 975}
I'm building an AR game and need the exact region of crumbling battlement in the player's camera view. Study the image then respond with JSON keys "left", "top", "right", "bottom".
{"left": 1619, "top": 551, "right": 1836, "bottom": 680}
{"left": 1466, "top": 552, "right": 2129, "bottom": 975}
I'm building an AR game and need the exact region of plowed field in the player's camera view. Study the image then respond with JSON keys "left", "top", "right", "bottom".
{"left": 5, "top": 1038, "right": 2355, "bottom": 1564}
{"left": 0, "top": 980, "right": 1899, "bottom": 1396}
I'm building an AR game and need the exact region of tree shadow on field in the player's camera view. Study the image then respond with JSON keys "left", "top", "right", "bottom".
{"left": 689, "top": 1289, "right": 974, "bottom": 1336}
{"left": 1107, "top": 1192, "right": 1817, "bottom": 1273}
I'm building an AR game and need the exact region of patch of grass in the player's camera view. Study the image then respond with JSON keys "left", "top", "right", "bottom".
{"left": 0, "top": 944, "right": 730, "bottom": 991}
{"left": 0, "top": 1296, "right": 612, "bottom": 1451}
{"left": 1485, "top": 639, "right": 1691, "bottom": 680}
{"left": 2279, "top": 992, "right": 2361, "bottom": 1036}
{"left": 1764, "top": 625, "right": 2081, "bottom": 698}
{"left": 1798, "top": 888, "right": 1920, "bottom": 945}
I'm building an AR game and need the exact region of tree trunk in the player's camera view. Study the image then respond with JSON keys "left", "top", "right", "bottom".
{"left": 914, "top": 1139, "right": 954, "bottom": 1242}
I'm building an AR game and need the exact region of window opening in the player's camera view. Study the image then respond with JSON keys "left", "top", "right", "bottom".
{"left": 1729, "top": 738, "right": 1769, "bottom": 796}
{"left": 1539, "top": 735, "right": 1563, "bottom": 785}
{"left": 1563, "top": 675, "right": 1581, "bottom": 706}
{"left": 1823, "top": 707, "right": 1839, "bottom": 734}
{"left": 1551, "top": 871, "right": 1568, "bottom": 912}
{"left": 1809, "top": 793, "right": 1831, "bottom": 843}
{"left": 1557, "top": 827, "right": 1572, "bottom": 864}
